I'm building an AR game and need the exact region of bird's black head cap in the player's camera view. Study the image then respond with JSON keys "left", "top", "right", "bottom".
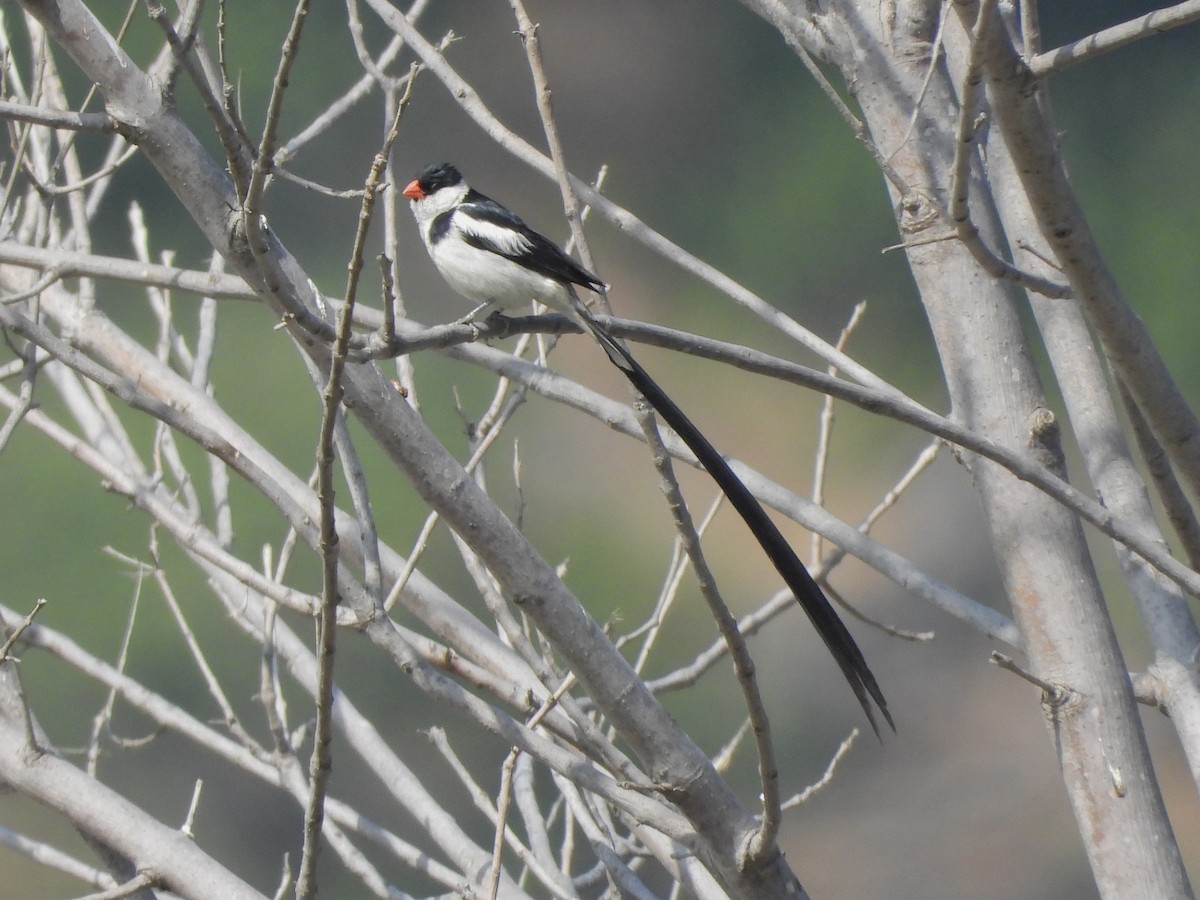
{"left": 414, "top": 163, "right": 463, "bottom": 194}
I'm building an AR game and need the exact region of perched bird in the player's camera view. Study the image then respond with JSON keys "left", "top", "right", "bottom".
{"left": 403, "top": 163, "right": 892, "bottom": 736}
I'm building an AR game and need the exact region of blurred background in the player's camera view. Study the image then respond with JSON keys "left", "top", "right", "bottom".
{"left": 1, "top": 1, "right": 1198, "bottom": 897}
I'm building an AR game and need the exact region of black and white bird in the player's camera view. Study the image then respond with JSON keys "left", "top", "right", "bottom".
{"left": 403, "top": 162, "right": 892, "bottom": 736}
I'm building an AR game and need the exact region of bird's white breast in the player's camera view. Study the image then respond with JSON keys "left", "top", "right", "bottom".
{"left": 428, "top": 215, "right": 573, "bottom": 314}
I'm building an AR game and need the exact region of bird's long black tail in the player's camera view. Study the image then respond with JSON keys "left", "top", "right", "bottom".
{"left": 572, "top": 301, "right": 893, "bottom": 736}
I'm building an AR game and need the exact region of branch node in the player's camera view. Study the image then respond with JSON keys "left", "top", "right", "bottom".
{"left": 990, "top": 651, "right": 1078, "bottom": 710}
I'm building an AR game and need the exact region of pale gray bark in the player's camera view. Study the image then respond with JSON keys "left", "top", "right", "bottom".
{"left": 0, "top": 665, "right": 265, "bottom": 900}
{"left": 10, "top": 1, "right": 806, "bottom": 896}
{"left": 0, "top": 1, "right": 1196, "bottom": 897}
{"left": 739, "top": 1, "right": 1195, "bottom": 896}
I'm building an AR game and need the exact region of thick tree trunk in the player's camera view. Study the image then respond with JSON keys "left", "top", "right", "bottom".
{"left": 740, "top": 1, "right": 1193, "bottom": 896}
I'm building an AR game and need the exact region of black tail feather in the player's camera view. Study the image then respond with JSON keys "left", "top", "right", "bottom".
{"left": 580, "top": 313, "right": 893, "bottom": 736}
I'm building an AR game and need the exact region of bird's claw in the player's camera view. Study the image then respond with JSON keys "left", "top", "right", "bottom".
{"left": 454, "top": 309, "right": 511, "bottom": 340}
{"left": 483, "top": 310, "right": 513, "bottom": 337}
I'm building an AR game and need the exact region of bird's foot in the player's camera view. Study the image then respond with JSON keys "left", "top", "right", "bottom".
{"left": 456, "top": 300, "right": 501, "bottom": 325}
{"left": 454, "top": 308, "right": 512, "bottom": 340}
{"left": 482, "top": 310, "right": 514, "bottom": 337}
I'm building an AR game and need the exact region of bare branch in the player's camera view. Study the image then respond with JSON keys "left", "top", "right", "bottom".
{"left": 0, "top": 99, "right": 115, "bottom": 132}
{"left": 0, "top": 240, "right": 255, "bottom": 298}
{"left": 977, "top": 3, "right": 1200, "bottom": 510}
{"left": 3, "top": 2, "right": 1197, "bottom": 895}
{"left": 1118, "top": 376, "right": 1200, "bottom": 570}
{"left": 0, "top": 598, "right": 47, "bottom": 662}
{"left": 145, "top": 0, "right": 253, "bottom": 192}
{"left": 431, "top": 316, "right": 1200, "bottom": 610}
{"left": 0, "top": 823, "right": 117, "bottom": 891}
{"left": 949, "top": 0, "right": 1072, "bottom": 297}
{"left": 0, "top": 709, "right": 265, "bottom": 898}
{"left": 780, "top": 728, "right": 859, "bottom": 810}
{"left": 1029, "top": 0, "right": 1200, "bottom": 77}
{"left": 810, "top": 301, "right": 866, "bottom": 563}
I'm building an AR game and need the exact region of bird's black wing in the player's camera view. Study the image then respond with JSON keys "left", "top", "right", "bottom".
{"left": 457, "top": 189, "right": 604, "bottom": 292}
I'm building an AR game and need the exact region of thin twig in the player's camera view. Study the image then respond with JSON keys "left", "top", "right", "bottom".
{"left": 857, "top": 440, "right": 942, "bottom": 537}
{"left": 810, "top": 302, "right": 866, "bottom": 562}
{"left": 211, "top": 1, "right": 255, "bottom": 158}
{"left": 259, "top": 600, "right": 290, "bottom": 760}
{"left": 510, "top": 752, "right": 567, "bottom": 891}
{"left": 553, "top": 776, "right": 659, "bottom": 900}
{"left": 180, "top": 779, "right": 203, "bottom": 839}
{"left": 0, "top": 598, "right": 47, "bottom": 662}
{"left": 1029, "top": 0, "right": 1200, "bottom": 78}
{"left": 0, "top": 33, "right": 46, "bottom": 235}
{"left": 990, "top": 651, "right": 1075, "bottom": 706}
{"left": 487, "top": 678, "right": 575, "bottom": 900}
{"left": 0, "top": 823, "right": 117, "bottom": 891}
{"left": 633, "top": 400, "right": 783, "bottom": 866}
{"left": 623, "top": 495, "right": 723, "bottom": 675}
{"left": 426, "top": 727, "right": 575, "bottom": 900}
{"left": 240, "top": 0, "right": 337, "bottom": 350}
{"left": 777, "top": 19, "right": 911, "bottom": 198}
{"left": 0, "top": 99, "right": 115, "bottom": 132}
{"left": 86, "top": 566, "right": 146, "bottom": 776}
{"left": 487, "top": 749, "right": 519, "bottom": 900}
{"left": 1116, "top": 376, "right": 1200, "bottom": 571}
{"left": 144, "top": 0, "right": 252, "bottom": 192}
{"left": 268, "top": 166, "right": 366, "bottom": 198}
{"left": 509, "top": 0, "right": 604, "bottom": 307}
{"left": 0, "top": 240, "right": 256, "bottom": 299}
{"left": 712, "top": 718, "right": 753, "bottom": 773}
{"left": 297, "top": 268, "right": 342, "bottom": 887}
{"left": 345, "top": 0, "right": 429, "bottom": 93}
{"left": 949, "top": 0, "right": 1072, "bottom": 298}
{"left": 0, "top": 326, "right": 38, "bottom": 453}
{"left": 810, "top": 438, "right": 942, "bottom": 642}
{"left": 300, "top": 68, "right": 413, "bottom": 896}
{"left": 414, "top": 311, "right": 1200, "bottom": 609}
{"left": 332, "top": 417, "right": 384, "bottom": 604}
{"left": 825, "top": 581, "right": 934, "bottom": 642}
{"left": 1, "top": 266, "right": 60, "bottom": 305}
{"left": 149, "top": 550, "right": 257, "bottom": 747}
{"left": 342, "top": 68, "right": 416, "bottom": 361}
{"left": 16, "top": 141, "right": 130, "bottom": 199}
{"left": 75, "top": 872, "right": 158, "bottom": 900}
{"left": 780, "top": 729, "right": 859, "bottom": 810}
{"left": 380, "top": 80, "right": 418, "bottom": 403}
{"left": 280, "top": 0, "right": 432, "bottom": 161}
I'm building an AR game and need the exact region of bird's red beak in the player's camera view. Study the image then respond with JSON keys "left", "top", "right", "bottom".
{"left": 402, "top": 178, "right": 425, "bottom": 200}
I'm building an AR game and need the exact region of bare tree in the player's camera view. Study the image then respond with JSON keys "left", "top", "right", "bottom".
{"left": 0, "top": 1, "right": 1197, "bottom": 898}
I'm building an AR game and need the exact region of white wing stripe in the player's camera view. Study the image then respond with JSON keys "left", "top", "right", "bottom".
{"left": 455, "top": 213, "right": 534, "bottom": 257}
